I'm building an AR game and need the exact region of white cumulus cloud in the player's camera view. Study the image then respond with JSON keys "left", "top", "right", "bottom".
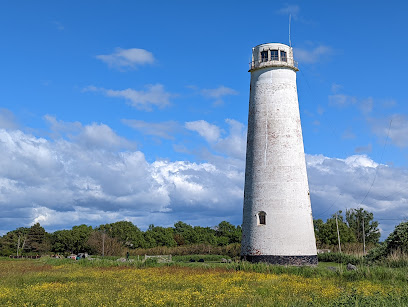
{"left": 1, "top": 115, "right": 407, "bottom": 239}
{"left": 201, "top": 86, "right": 238, "bottom": 99}
{"left": 96, "top": 48, "right": 155, "bottom": 70}
{"left": 0, "top": 120, "right": 245, "bottom": 232}
{"left": 185, "top": 120, "right": 221, "bottom": 143}
{"left": 307, "top": 154, "right": 408, "bottom": 238}
{"left": 329, "top": 94, "right": 358, "bottom": 107}
{"left": 294, "top": 45, "right": 333, "bottom": 64}
{"left": 214, "top": 119, "right": 247, "bottom": 159}
{"left": 201, "top": 86, "right": 238, "bottom": 106}
{"left": 84, "top": 84, "right": 173, "bottom": 111}
{"left": 76, "top": 123, "right": 133, "bottom": 149}
{"left": 369, "top": 114, "right": 408, "bottom": 148}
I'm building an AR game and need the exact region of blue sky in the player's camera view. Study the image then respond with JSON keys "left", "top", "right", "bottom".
{"left": 0, "top": 1, "right": 407, "bottom": 239}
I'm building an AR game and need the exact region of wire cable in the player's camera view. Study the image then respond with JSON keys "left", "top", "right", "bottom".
{"left": 356, "top": 119, "right": 392, "bottom": 207}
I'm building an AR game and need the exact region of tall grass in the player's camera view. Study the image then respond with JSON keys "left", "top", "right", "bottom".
{"left": 2, "top": 259, "right": 408, "bottom": 306}
{"left": 40, "top": 257, "right": 153, "bottom": 268}
{"left": 317, "top": 252, "right": 364, "bottom": 265}
{"left": 172, "top": 254, "right": 230, "bottom": 262}
{"left": 37, "top": 256, "right": 408, "bottom": 283}
{"left": 318, "top": 243, "right": 376, "bottom": 255}
{"left": 128, "top": 243, "right": 240, "bottom": 258}
{"left": 227, "top": 261, "right": 408, "bottom": 283}
{"left": 381, "top": 250, "right": 408, "bottom": 268}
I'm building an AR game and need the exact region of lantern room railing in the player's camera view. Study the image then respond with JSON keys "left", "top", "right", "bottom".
{"left": 249, "top": 59, "right": 299, "bottom": 71}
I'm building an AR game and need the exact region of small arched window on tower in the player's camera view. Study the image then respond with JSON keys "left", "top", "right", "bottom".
{"left": 271, "top": 50, "right": 279, "bottom": 61}
{"left": 261, "top": 51, "right": 268, "bottom": 62}
{"left": 280, "top": 50, "right": 287, "bottom": 62}
{"left": 257, "top": 211, "right": 266, "bottom": 225}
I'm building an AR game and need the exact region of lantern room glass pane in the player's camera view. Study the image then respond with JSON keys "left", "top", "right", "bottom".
{"left": 271, "top": 50, "right": 279, "bottom": 61}
{"left": 261, "top": 51, "right": 268, "bottom": 62}
{"left": 280, "top": 50, "right": 287, "bottom": 62}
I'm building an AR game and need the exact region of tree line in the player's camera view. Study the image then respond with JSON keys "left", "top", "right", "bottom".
{"left": 0, "top": 221, "right": 242, "bottom": 256}
{"left": 314, "top": 208, "right": 381, "bottom": 247}
{"left": 0, "top": 208, "right": 381, "bottom": 256}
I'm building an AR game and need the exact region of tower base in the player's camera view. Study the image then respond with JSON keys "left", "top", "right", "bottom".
{"left": 241, "top": 255, "right": 318, "bottom": 266}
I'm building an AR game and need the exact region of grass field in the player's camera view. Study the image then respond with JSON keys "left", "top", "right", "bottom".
{"left": 1, "top": 257, "right": 407, "bottom": 306}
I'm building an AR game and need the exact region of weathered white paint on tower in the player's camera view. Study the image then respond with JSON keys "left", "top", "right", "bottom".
{"left": 241, "top": 43, "right": 317, "bottom": 265}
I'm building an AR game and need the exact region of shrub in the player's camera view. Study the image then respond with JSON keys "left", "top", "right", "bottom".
{"left": 367, "top": 222, "right": 408, "bottom": 264}
{"left": 173, "top": 255, "right": 229, "bottom": 262}
{"left": 318, "top": 252, "right": 363, "bottom": 265}
{"left": 144, "top": 257, "right": 159, "bottom": 265}
{"left": 366, "top": 242, "right": 387, "bottom": 262}
{"left": 385, "top": 222, "right": 408, "bottom": 254}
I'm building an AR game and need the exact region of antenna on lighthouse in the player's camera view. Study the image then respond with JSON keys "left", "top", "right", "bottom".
{"left": 289, "top": 14, "right": 292, "bottom": 47}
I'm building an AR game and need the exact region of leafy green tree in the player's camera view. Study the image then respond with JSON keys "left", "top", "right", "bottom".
{"left": 173, "top": 221, "right": 195, "bottom": 245}
{"left": 71, "top": 224, "right": 93, "bottom": 253}
{"left": 144, "top": 224, "right": 177, "bottom": 247}
{"left": 51, "top": 225, "right": 93, "bottom": 254}
{"left": 0, "top": 227, "right": 29, "bottom": 256}
{"left": 215, "top": 221, "right": 242, "bottom": 245}
{"left": 192, "top": 226, "right": 217, "bottom": 245}
{"left": 314, "top": 211, "right": 356, "bottom": 246}
{"left": 368, "top": 221, "right": 408, "bottom": 261}
{"left": 143, "top": 229, "right": 157, "bottom": 248}
{"left": 313, "top": 219, "right": 325, "bottom": 246}
{"left": 384, "top": 221, "right": 408, "bottom": 254}
{"left": 24, "top": 223, "right": 50, "bottom": 254}
{"left": 98, "top": 221, "right": 145, "bottom": 248}
{"left": 51, "top": 229, "right": 75, "bottom": 253}
{"left": 346, "top": 208, "right": 380, "bottom": 244}
{"left": 173, "top": 222, "right": 218, "bottom": 245}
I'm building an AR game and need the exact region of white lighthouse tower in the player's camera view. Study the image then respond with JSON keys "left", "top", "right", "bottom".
{"left": 241, "top": 43, "right": 317, "bottom": 265}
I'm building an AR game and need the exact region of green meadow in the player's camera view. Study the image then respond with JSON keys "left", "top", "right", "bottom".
{"left": 1, "top": 257, "right": 408, "bottom": 306}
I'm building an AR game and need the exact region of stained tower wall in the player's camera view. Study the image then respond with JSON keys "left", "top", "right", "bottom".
{"left": 241, "top": 43, "right": 317, "bottom": 265}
